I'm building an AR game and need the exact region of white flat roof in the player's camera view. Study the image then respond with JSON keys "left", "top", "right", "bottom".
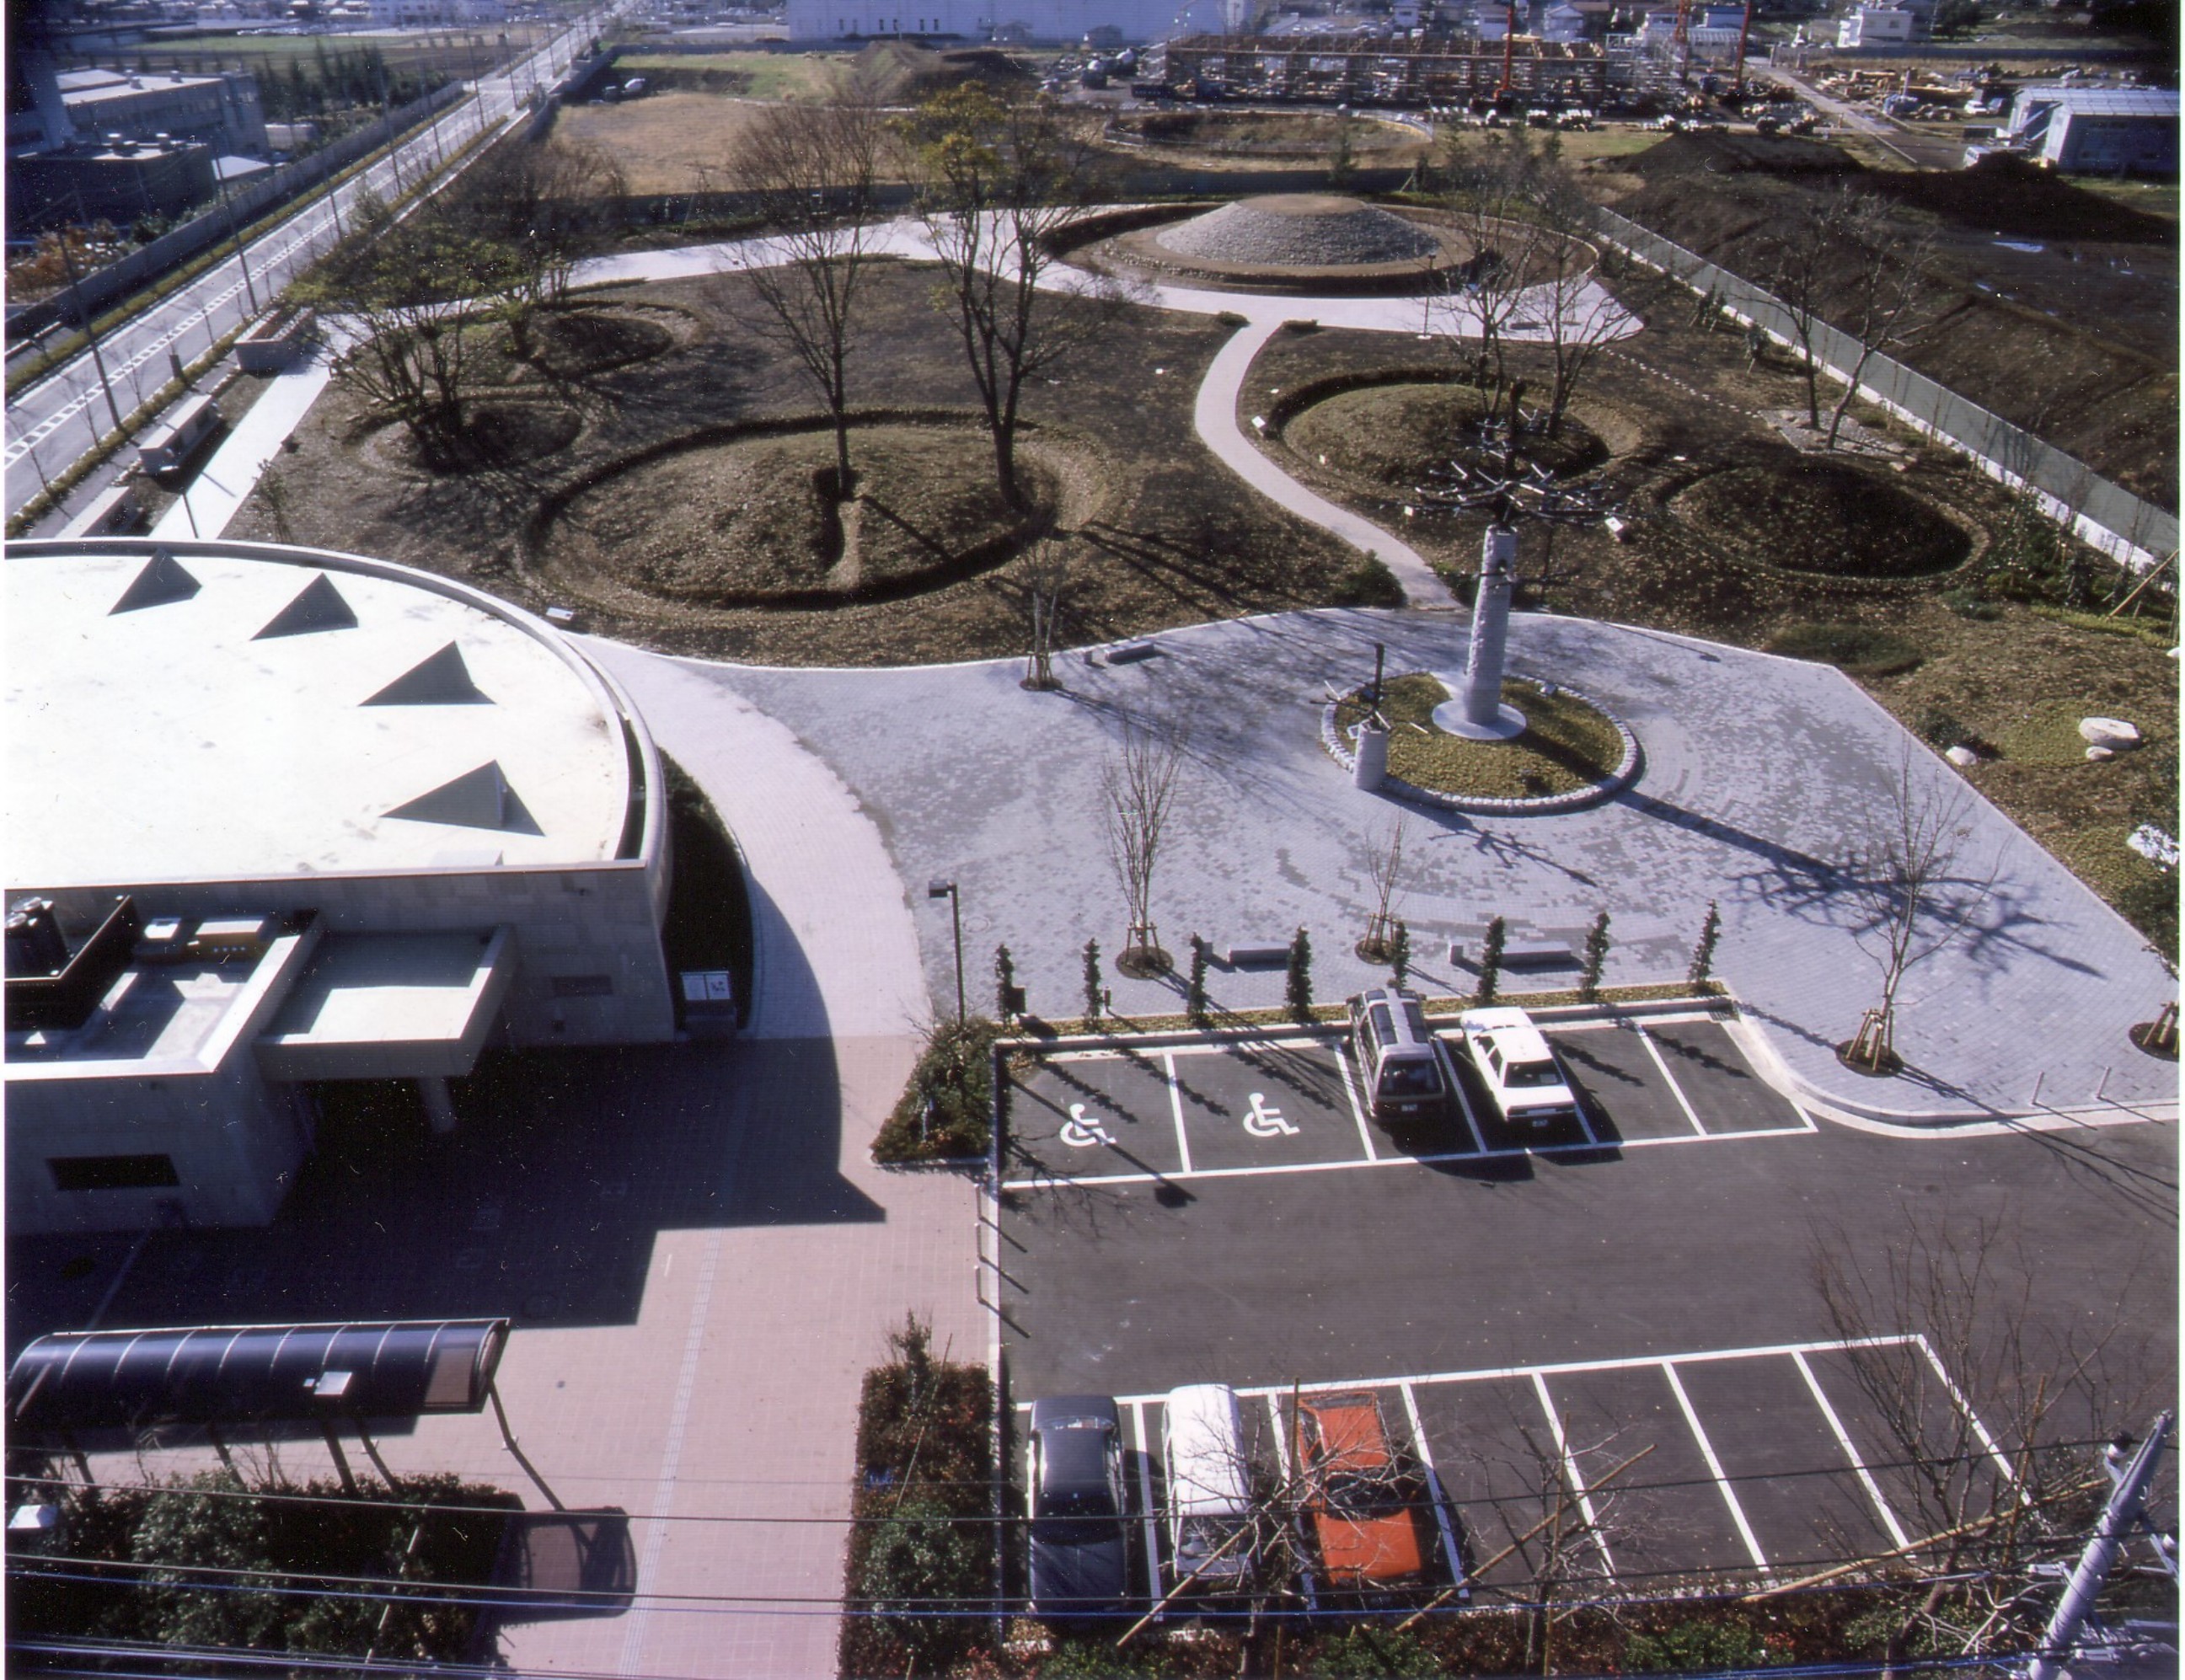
{"left": 7, "top": 546, "right": 633, "bottom": 885}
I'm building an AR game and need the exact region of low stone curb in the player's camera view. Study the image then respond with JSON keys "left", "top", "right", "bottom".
{"left": 1319, "top": 684, "right": 1644, "bottom": 816}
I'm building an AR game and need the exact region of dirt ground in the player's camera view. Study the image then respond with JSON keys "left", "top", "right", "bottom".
{"left": 224, "top": 263, "right": 1364, "bottom": 666}
{"left": 1241, "top": 259, "right": 2178, "bottom": 953}
{"left": 554, "top": 94, "right": 784, "bottom": 195}
{"left": 1585, "top": 133, "right": 2178, "bottom": 507}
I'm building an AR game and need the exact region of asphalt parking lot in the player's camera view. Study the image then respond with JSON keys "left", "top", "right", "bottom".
{"left": 1000, "top": 1011, "right": 1813, "bottom": 1190}
{"left": 992, "top": 1009, "right": 2169, "bottom": 1609}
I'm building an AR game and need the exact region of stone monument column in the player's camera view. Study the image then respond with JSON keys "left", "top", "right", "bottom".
{"left": 1435, "top": 526, "right": 1527, "bottom": 741}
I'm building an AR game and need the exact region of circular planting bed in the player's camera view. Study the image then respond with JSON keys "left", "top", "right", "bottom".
{"left": 535, "top": 419, "right": 1067, "bottom": 613}
{"left": 522, "top": 304, "right": 680, "bottom": 379}
{"left": 1286, "top": 379, "right": 1634, "bottom": 488}
{"left": 1673, "top": 458, "right": 1975, "bottom": 581}
{"left": 1326, "top": 671, "right": 1640, "bottom": 811}
{"left": 370, "top": 398, "right": 584, "bottom": 474}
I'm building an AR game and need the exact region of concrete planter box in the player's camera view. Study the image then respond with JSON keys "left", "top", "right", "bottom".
{"left": 236, "top": 308, "right": 316, "bottom": 374}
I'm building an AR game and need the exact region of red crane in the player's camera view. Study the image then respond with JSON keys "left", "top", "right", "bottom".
{"left": 1732, "top": 0, "right": 1754, "bottom": 98}
{"left": 1498, "top": 0, "right": 1518, "bottom": 100}
{"left": 1672, "top": 0, "right": 1692, "bottom": 84}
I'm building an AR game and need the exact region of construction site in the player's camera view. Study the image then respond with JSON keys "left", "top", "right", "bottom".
{"left": 1153, "top": 34, "right": 1611, "bottom": 106}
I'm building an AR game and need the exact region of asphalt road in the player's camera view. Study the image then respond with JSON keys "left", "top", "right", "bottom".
{"left": 3, "top": 8, "right": 615, "bottom": 518}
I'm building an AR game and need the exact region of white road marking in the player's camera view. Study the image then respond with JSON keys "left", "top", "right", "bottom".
{"left": 1436, "top": 1039, "right": 1489, "bottom": 1153}
{"left": 1531, "top": 1372, "right": 1615, "bottom": 1579}
{"left": 1264, "top": 1394, "right": 1320, "bottom": 1613}
{"left": 1636, "top": 1026, "right": 1710, "bottom": 1136}
{"left": 1164, "top": 1052, "right": 1192, "bottom": 1176}
{"left": 1129, "top": 1402, "right": 1163, "bottom": 1606}
{"left": 1913, "top": 1334, "right": 2024, "bottom": 1495}
{"left": 1792, "top": 1350, "right": 1912, "bottom": 1550}
{"left": 1662, "top": 1360, "right": 1770, "bottom": 1573}
{"left": 1333, "top": 1041, "right": 1379, "bottom": 1161}
{"left": 1399, "top": 1381, "right": 1465, "bottom": 1592}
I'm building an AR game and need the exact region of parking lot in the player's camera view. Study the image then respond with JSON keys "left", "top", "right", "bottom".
{"left": 1014, "top": 1333, "right": 2006, "bottom": 1606}
{"left": 1000, "top": 1010, "right": 1814, "bottom": 1191}
{"left": 987, "top": 1008, "right": 2125, "bottom": 1614}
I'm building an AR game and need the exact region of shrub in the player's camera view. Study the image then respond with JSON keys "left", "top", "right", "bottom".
{"left": 1912, "top": 704, "right": 1972, "bottom": 749}
{"left": 1309, "top": 1626, "right": 1444, "bottom": 1677}
{"left": 1082, "top": 938, "right": 1104, "bottom": 1022}
{"left": 1186, "top": 934, "right": 1210, "bottom": 1027}
{"left": 1766, "top": 622, "right": 1924, "bottom": 677}
{"left": 1625, "top": 1618, "right": 1789, "bottom": 1672}
{"left": 873, "top": 1016, "right": 999, "bottom": 1162}
{"left": 1579, "top": 909, "right": 1611, "bottom": 1003}
{"left": 1477, "top": 915, "right": 1507, "bottom": 1003}
{"left": 1285, "top": 927, "right": 1314, "bottom": 1019}
{"left": 1688, "top": 900, "right": 1721, "bottom": 987}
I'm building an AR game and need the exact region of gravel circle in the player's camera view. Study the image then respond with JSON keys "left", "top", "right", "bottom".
{"left": 1153, "top": 195, "right": 1442, "bottom": 269}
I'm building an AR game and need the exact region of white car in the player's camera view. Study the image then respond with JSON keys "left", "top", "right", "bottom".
{"left": 1454, "top": 1007, "right": 1582, "bottom": 1131}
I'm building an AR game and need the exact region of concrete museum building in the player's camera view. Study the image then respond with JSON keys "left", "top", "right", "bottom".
{"left": 4, "top": 539, "right": 679, "bottom": 1237}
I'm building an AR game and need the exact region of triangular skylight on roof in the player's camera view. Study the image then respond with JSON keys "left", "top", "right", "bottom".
{"left": 361, "top": 641, "right": 488, "bottom": 705}
{"left": 383, "top": 761, "right": 541, "bottom": 834}
{"left": 109, "top": 548, "right": 201, "bottom": 614}
{"left": 253, "top": 574, "right": 358, "bottom": 639}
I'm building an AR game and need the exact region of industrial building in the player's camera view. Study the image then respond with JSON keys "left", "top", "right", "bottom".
{"left": 2004, "top": 85, "right": 2178, "bottom": 175}
{"left": 4, "top": 540, "right": 681, "bottom": 1238}
{"left": 51, "top": 67, "right": 269, "bottom": 157}
{"left": 1154, "top": 32, "right": 1609, "bottom": 103}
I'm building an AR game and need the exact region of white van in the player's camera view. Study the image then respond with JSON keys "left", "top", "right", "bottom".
{"left": 1162, "top": 1383, "right": 1253, "bottom": 1588}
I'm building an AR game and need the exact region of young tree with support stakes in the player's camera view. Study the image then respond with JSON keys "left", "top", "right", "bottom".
{"left": 1102, "top": 715, "right": 1187, "bottom": 977}
{"left": 1841, "top": 751, "right": 1996, "bottom": 1075}
{"left": 1764, "top": 184, "right": 1864, "bottom": 431}
{"left": 908, "top": 85, "right": 1113, "bottom": 509}
{"left": 1018, "top": 540, "right": 1068, "bottom": 691}
{"left": 1358, "top": 816, "right": 1410, "bottom": 963}
{"left": 1821, "top": 201, "right": 1937, "bottom": 452}
{"left": 730, "top": 90, "right": 890, "bottom": 495}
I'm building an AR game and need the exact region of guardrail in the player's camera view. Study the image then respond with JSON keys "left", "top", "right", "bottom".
{"left": 1591, "top": 203, "right": 2176, "bottom": 570}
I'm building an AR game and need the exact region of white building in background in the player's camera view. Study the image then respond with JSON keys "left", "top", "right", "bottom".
{"left": 2004, "top": 84, "right": 2178, "bottom": 174}
{"left": 5, "top": 541, "right": 682, "bottom": 1237}
{"left": 785, "top": 0, "right": 1233, "bottom": 42}
{"left": 1836, "top": 4, "right": 1914, "bottom": 45}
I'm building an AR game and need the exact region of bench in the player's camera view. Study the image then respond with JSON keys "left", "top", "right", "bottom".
{"left": 1225, "top": 944, "right": 1292, "bottom": 967}
{"left": 1448, "top": 939, "right": 1577, "bottom": 969}
{"left": 1106, "top": 639, "right": 1159, "bottom": 665}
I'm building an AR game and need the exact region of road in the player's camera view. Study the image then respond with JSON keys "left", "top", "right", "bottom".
{"left": 3, "top": 8, "right": 615, "bottom": 519}
{"left": 1770, "top": 66, "right": 1966, "bottom": 169}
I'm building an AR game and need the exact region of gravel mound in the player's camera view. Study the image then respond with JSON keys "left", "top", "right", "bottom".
{"left": 1152, "top": 194, "right": 1440, "bottom": 269}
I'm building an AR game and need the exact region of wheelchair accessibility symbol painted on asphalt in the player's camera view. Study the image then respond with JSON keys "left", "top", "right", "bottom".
{"left": 1061, "top": 1103, "right": 1117, "bottom": 1148}
{"left": 1243, "top": 1093, "right": 1299, "bottom": 1138}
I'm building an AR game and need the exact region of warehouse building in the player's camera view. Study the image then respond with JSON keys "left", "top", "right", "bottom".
{"left": 4, "top": 540, "right": 680, "bottom": 1237}
{"left": 2004, "top": 85, "right": 2178, "bottom": 175}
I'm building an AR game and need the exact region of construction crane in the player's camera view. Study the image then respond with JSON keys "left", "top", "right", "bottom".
{"left": 1672, "top": 0, "right": 1692, "bottom": 84}
{"left": 1732, "top": 0, "right": 1754, "bottom": 97}
{"left": 1498, "top": 0, "right": 1518, "bottom": 99}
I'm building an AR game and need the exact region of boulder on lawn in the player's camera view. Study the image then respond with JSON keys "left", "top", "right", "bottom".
{"left": 2079, "top": 716, "right": 2141, "bottom": 751}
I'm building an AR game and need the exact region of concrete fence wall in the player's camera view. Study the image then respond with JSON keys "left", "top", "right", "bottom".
{"left": 8, "top": 81, "right": 469, "bottom": 343}
{"left": 1592, "top": 204, "right": 2176, "bottom": 570}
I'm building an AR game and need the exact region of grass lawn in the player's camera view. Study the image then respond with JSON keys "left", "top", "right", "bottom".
{"left": 610, "top": 49, "right": 852, "bottom": 99}
{"left": 1336, "top": 673, "right": 1627, "bottom": 799}
{"left": 555, "top": 91, "right": 785, "bottom": 194}
{"left": 2070, "top": 176, "right": 2179, "bottom": 222}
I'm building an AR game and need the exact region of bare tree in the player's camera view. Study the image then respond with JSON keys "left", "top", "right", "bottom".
{"left": 456, "top": 136, "right": 626, "bottom": 363}
{"left": 1763, "top": 184, "right": 1865, "bottom": 430}
{"left": 1809, "top": 1214, "right": 2157, "bottom": 1677}
{"left": 1823, "top": 201, "right": 1937, "bottom": 452}
{"left": 1358, "top": 816, "right": 1410, "bottom": 963}
{"left": 1102, "top": 714, "right": 1187, "bottom": 976}
{"left": 1525, "top": 171, "right": 1627, "bottom": 440}
{"left": 1841, "top": 751, "right": 1997, "bottom": 1073}
{"left": 1432, "top": 127, "right": 1561, "bottom": 401}
{"left": 1019, "top": 540, "right": 1068, "bottom": 691}
{"left": 908, "top": 85, "right": 1111, "bottom": 507}
{"left": 731, "top": 91, "right": 891, "bottom": 494}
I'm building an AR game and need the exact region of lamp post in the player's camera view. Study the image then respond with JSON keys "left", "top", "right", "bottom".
{"left": 928, "top": 880, "right": 965, "bottom": 1024}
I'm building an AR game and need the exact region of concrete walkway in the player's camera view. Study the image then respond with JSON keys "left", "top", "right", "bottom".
{"left": 1195, "top": 317, "right": 1450, "bottom": 607}
{"left": 150, "top": 349, "right": 336, "bottom": 541}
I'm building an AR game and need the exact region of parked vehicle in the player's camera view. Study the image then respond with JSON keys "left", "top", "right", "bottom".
{"left": 1293, "top": 1393, "right": 1424, "bottom": 1588}
{"left": 1346, "top": 987, "right": 1449, "bottom": 1126}
{"left": 1162, "top": 1384, "right": 1253, "bottom": 1588}
{"left": 1028, "top": 1395, "right": 1130, "bottom": 1618}
{"left": 1454, "top": 1006, "right": 1581, "bottom": 1131}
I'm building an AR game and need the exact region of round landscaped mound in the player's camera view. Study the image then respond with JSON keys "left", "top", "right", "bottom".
{"left": 1674, "top": 458, "right": 1973, "bottom": 580}
{"left": 375, "top": 399, "right": 582, "bottom": 474}
{"left": 536, "top": 419, "right": 1061, "bottom": 611}
{"left": 1328, "top": 672, "right": 1639, "bottom": 810}
{"left": 1154, "top": 195, "right": 1443, "bottom": 269}
{"left": 524, "top": 306, "right": 677, "bottom": 378}
{"left": 1287, "top": 380, "right": 1629, "bottom": 487}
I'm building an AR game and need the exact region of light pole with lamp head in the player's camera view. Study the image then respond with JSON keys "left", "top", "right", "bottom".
{"left": 928, "top": 880, "right": 965, "bottom": 1024}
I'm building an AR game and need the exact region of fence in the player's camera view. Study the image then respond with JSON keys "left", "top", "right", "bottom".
{"left": 1591, "top": 204, "right": 2176, "bottom": 571}
{"left": 7, "top": 80, "right": 469, "bottom": 344}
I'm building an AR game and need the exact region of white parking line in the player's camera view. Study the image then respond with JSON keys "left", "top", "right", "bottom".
{"left": 1128, "top": 1401, "right": 1164, "bottom": 1604}
{"left": 1399, "top": 1381, "right": 1466, "bottom": 1594}
{"left": 1636, "top": 1026, "right": 1710, "bottom": 1137}
{"left": 1913, "top": 1337, "right": 2024, "bottom": 1495}
{"left": 1662, "top": 1360, "right": 1770, "bottom": 1574}
{"left": 1164, "top": 1052, "right": 1193, "bottom": 1176}
{"left": 1333, "top": 1041, "right": 1380, "bottom": 1162}
{"left": 999, "top": 1118, "right": 1813, "bottom": 1190}
{"left": 1531, "top": 1372, "right": 1615, "bottom": 1579}
{"left": 1792, "top": 1350, "right": 1912, "bottom": 1550}
{"left": 1434, "top": 1039, "right": 1489, "bottom": 1153}
{"left": 1264, "top": 1393, "right": 1320, "bottom": 1613}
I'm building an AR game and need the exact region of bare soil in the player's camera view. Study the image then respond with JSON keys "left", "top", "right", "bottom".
{"left": 1590, "top": 135, "right": 2178, "bottom": 506}
{"left": 227, "top": 264, "right": 1364, "bottom": 667}
{"left": 1674, "top": 458, "right": 1973, "bottom": 578}
{"left": 1242, "top": 260, "right": 2178, "bottom": 953}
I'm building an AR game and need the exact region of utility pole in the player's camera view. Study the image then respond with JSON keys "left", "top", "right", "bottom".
{"left": 2026, "top": 1414, "right": 2174, "bottom": 1680}
{"left": 213, "top": 166, "right": 260, "bottom": 315}
{"left": 56, "top": 199, "right": 127, "bottom": 437}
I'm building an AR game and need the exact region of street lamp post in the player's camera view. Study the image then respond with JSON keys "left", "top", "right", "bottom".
{"left": 928, "top": 880, "right": 966, "bottom": 1025}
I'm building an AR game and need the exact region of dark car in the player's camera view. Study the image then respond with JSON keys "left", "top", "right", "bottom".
{"left": 1027, "top": 1394, "right": 1130, "bottom": 1618}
